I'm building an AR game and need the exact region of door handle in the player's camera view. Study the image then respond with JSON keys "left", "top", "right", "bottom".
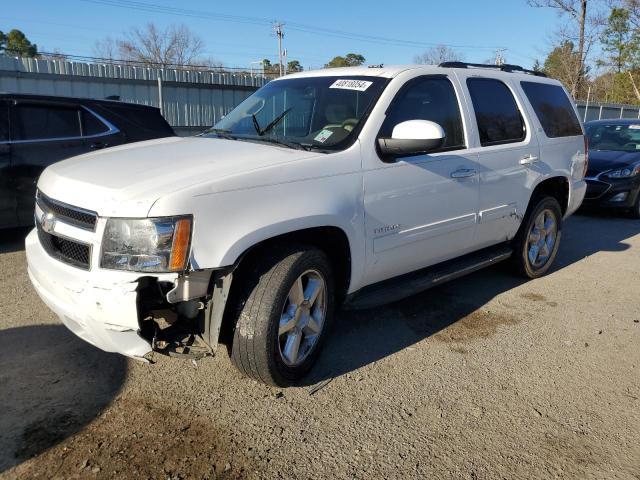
{"left": 450, "top": 168, "right": 477, "bottom": 179}
{"left": 519, "top": 154, "right": 539, "bottom": 165}
{"left": 90, "top": 142, "right": 108, "bottom": 150}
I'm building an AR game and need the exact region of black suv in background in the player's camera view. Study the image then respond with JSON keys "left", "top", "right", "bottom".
{"left": 0, "top": 94, "right": 175, "bottom": 228}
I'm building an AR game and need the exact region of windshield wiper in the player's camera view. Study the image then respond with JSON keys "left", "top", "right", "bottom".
{"left": 260, "top": 108, "right": 292, "bottom": 136}
{"left": 206, "top": 128, "right": 236, "bottom": 140}
{"left": 251, "top": 108, "right": 292, "bottom": 136}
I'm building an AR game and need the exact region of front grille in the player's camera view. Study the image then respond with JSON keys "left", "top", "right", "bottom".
{"left": 36, "top": 191, "right": 98, "bottom": 231}
{"left": 37, "top": 226, "right": 91, "bottom": 270}
{"left": 584, "top": 179, "right": 611, "bottom": 200}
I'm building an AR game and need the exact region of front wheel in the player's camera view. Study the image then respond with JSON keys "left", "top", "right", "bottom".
{"left": 230, "top": 246, "right": 335, "bottom": 387}
{"left": 511, "top": 196, "right": 563, "bottom": 279}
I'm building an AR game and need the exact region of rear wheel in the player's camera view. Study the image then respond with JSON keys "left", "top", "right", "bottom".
{"left": 230, "top": 246, "right": 335, "bottom": 386}
{"left": 512, "top": 196, "right": 563, "bottom": 279}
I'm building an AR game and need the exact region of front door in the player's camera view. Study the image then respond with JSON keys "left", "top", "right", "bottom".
{"left": 363, "top": 75, "right": 479, "bottom": 285}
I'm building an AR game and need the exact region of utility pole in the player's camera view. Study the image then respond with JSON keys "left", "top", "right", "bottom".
{"left": 273, "top": 22, "right": 285, "bottom": 77}
{"left": 494, "top": 48, "right": 506, "bottom": 66}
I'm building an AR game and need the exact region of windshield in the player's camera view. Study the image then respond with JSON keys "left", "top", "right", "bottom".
{"left": 205, "top": 76, "right": 387, "bottom": 151}
{"left": 586, "top": 123, "right": 640, "bottom": 152}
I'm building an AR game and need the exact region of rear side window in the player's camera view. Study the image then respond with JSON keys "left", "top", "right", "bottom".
{"left": 520, "top": 82, "right": 582, "bottom": 138}
{"left": 380, "top": 76, "right": 465, "bottom": 151}
{"left": 467, "top": 78, "right": 525, "bottom": 146}
{"left": 81, "top": 109, "right": 110, "bottom": 136}
{"left": 13, "top": 104, "right": 81, "bottom": 140}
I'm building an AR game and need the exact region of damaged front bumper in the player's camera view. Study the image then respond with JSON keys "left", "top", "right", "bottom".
{"left": 25, "top": 229, "right": 226, "bottom": 361}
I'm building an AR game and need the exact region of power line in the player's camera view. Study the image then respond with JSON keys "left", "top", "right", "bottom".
{"left": 80, "top": 0, "right": 506, "bottom": 51}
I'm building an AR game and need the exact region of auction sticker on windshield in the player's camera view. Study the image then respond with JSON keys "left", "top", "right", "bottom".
{"left": 329, "top": 79, "right": 373, "bottom": 91}
{"left": 314, "top": 129, "right": 334, "bottom": 143}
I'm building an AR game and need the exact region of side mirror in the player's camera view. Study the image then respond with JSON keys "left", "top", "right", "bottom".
{"left": 378, "top": 120, "right": 446, "bottom": 160}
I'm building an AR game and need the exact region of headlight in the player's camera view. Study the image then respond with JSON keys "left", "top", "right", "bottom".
{"left": 605, "top": 164, "right": 640, "bottom": 179}
{"left": 100, "top": 216, "right": 192, "bottom": 272}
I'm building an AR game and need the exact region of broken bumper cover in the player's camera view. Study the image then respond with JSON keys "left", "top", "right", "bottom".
{"left": 26, "top": 229, "right": 154, "bottom": 359}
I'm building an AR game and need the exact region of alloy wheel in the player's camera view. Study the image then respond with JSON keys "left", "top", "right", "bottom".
{"left": 278, "top": 269, "right": 327, "bottom": 366}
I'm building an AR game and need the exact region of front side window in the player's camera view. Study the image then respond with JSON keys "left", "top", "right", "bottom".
{"left": 520, "top": 81, "right": 582, "bottom": 138}
{"left": 206, "top": 76, "right": 387, "bottom": 151}
{"left": 13, "top": 104, "right": 81, "bottom": 141}
{"left": 467, "top": 78, "right": 525, "bottom": 146}
{"left": 379, "top": 76, "right": 465, "bottom": 151}
{"left": 586, "top": 123, "right": 640, "bottom": 152}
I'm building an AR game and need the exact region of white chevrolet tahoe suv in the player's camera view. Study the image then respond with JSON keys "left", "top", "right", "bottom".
{"left": 26, "top": 63, "right": 587, "bottom": 386}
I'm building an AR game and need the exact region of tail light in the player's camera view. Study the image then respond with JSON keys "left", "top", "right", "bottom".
{"left": 582, "top": 135, "right": 589, "bottom": 178}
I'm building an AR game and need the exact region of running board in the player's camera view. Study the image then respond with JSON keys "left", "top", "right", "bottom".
{"left": 344, "top": 244, "right": 513, "bottom": 310}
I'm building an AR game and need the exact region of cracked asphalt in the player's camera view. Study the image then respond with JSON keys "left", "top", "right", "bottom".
{"left": 1, "top": 211, "right": 639, "bottom": 479}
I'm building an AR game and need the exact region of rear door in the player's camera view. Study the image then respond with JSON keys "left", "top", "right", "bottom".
{"left": 457, "top": 74, "right": 541, "bottom": 247}
{"left": 0, "top": 100, "right": 15, "bottom": 227}
{"left": 10, "top": 100, "right": 88, "bottom": 224}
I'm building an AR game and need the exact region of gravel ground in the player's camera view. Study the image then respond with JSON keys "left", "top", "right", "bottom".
{"left": 1, "top": 212, "right": 639, "bottom": 479}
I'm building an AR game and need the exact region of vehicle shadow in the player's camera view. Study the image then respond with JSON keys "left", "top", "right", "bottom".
{"left": 0, "top": 324, "right": 127, "bottom": 472}
{"left": 0, "top": 227, "right": 30, "bottom": 254}
{"left": 303, "top": 212, "right": 640, "bottom": 385}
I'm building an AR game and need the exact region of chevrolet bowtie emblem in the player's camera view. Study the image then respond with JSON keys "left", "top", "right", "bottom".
{"left": 41, "top": 212, "right": 56, "bottom": 233}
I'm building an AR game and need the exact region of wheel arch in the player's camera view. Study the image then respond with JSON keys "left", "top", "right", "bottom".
{"left": 228, "top": 224, "right": 354, "bottom": 301}
{"left": 528, "top": 175, "right": 570, "bottom": 216}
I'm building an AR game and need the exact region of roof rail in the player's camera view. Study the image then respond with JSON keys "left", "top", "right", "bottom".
{"left": 438, "top": 61, "right": 547, "bottom": 77}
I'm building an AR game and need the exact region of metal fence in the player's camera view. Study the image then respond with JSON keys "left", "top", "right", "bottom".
{"left": 576, "top": 100, "right": 640, "bottom": 122}
{"left": 0, "top": 56, "right": 269, "bottom": 134}
{"left": 2, "top": 56, "right": 639, "bottom": 133}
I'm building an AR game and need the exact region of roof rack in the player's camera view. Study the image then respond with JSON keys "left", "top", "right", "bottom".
{"left": 438, "top": 61, "right": 546, "bottom": 77}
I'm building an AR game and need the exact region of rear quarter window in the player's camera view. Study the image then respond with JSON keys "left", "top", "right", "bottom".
{"left": 520, "top": 82, "right": 582, "bottom": 138}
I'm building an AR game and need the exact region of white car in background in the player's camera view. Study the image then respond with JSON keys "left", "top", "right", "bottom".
{"left": 26, "top": 62, "right": 587, "bottom": 386}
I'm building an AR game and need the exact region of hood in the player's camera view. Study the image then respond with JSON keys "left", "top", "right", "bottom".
{"left": 38, "top": 136, "right": 319, "bottom": 217}
{"left": 587, "top": 149, "right": 640, "bottom": 176}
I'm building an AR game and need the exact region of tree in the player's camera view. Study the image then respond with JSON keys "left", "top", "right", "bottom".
{"left": 325, "top": 53, "right": 366, "bottom": 68}
{"left": 527, "top": 0, "right": 602, "bottom": 96}
{"left": 542, "top": 41, "right": 586, "bottom": 94}
{"left": 0, "top": 29, "right": 37, "bottom": 57}
{"left": 414, "top": 45, "right": 464, "bottom": 64}
{"left": 287, "top": 60, "right": 303, "bottom": 73}
{"left": 620, "top": 0, "right": 640, "bottom": 28}
{"left": 600, "top": 7, "right": 639, "bottom": 71}
{"left": 261, "top": 59, "right": 280, "bottom": 75}
{"left": 94, "top": 23, "right": 217, "bottom": 68}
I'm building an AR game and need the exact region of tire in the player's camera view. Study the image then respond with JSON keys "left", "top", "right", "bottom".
{"left": 511, "top": 196, "right": 563, "bottom": 279}
{"left": 230, "top": 245, "right": 335, "bottom": 387}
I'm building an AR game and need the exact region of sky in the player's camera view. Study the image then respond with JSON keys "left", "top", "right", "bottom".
{"left": 3, "top": 0, "right": 567, "bottom": 70}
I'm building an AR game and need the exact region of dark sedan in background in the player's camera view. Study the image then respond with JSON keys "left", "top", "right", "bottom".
{"left": 584, "top": 119, "right": 640, "bottom": 218}
{"left": 0, "top": 93, "right": 175, "bottom": 228}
